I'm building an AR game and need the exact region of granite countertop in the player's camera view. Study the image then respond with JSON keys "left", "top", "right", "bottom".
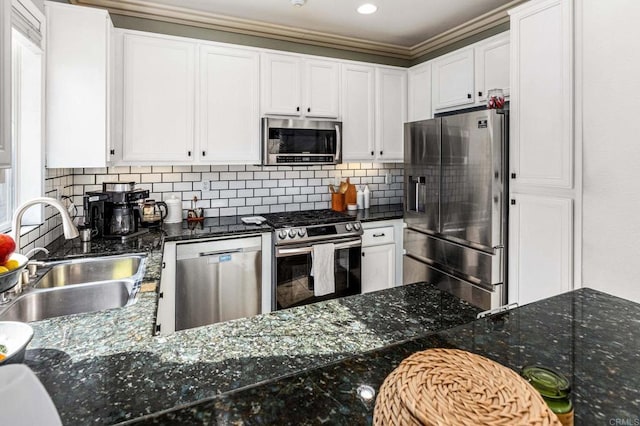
{"left": 24, "top": 282, "right": 478, "bottom": 424}
{"left": 137, "top": 288, "right": 640, "bottom": 425}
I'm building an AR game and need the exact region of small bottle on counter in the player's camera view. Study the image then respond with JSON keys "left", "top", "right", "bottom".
{"left": 363, "top": 184, "right": 370, "bottom": 209}
{"left": 357, "top": 186, "right": 364, "bottom": 210}
{"left": 521, "top": 366, "right": 574, "bottom": 426}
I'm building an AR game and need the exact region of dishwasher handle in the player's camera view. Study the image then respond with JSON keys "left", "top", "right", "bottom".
{"left": 199, "top": 248, "right": 243, "bottom": 257}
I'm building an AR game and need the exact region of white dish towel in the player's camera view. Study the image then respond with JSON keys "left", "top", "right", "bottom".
{"left": 311, "top": 243, "right": 335, "bottom": 297}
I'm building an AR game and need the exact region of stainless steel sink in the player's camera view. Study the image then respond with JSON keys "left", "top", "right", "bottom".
{"left": 0, "top": 254, "right": 145, "bottom": 322}
{"left": 35, "top": 256, "right": 143, "bottom": 288}
{"left": 0, "top": 280, "right": 134, "bottom": 322}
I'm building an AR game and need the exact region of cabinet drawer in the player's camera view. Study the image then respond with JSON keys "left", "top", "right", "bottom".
{"left": 362, "top": 226, "right": 394, "bottom": 246}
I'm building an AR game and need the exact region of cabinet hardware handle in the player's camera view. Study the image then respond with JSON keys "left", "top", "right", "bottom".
{"left": 467, "top": 93, "right": 472, "bottom": 99}
{"left": 371, "top": 151, "right": 374, "bottom": 156}
{"left": 511, "top": 199, "right": 516, "bottom": 205}
{"left": 373, "top": 233, "right": 385, "bottom": 237}
{"left": 478, "top": 91, "right": 482, "bottom": 97}
{"left": 296, "top": 106, "right": 300, "bottom": 112}
{"left": 511, "top": 173, "right": 516, "bottom": 179}
{"left": 188, "top": 151, "right": 192, "bottom": 157}
{"left": 202, "top": 151, "right": 206, "bottom": 157}
{"left": 109, "top": 149, "right": 115, "bottom": 155}
{"left": 362, "top": 252, "right": 365, "bottom": 257}
{"left": 307, "top": 107, "right": 310, "bottom": 113}
{"left": 380, "top": 151, "right": 383, "bottom": 156}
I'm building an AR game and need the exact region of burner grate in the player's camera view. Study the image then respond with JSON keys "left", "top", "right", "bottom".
{"left": 263, "top": 209, "right": 355, "bottom": 228}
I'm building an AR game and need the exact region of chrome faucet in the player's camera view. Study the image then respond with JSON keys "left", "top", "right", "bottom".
{"left": 10, "top": 197, "right": 79, "bottom": 244}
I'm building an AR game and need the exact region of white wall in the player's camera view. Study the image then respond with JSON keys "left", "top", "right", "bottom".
{"left": 581, "top": 0, "right": 640, "bottom": 302}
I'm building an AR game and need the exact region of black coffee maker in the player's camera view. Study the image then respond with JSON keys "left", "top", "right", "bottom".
{"left": 84, "top": 182, "right": 150, "bottom": 240}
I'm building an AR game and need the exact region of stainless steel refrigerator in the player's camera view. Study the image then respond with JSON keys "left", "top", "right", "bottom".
{"left": 403, "top": 109, "right": 507, "bottom": 310}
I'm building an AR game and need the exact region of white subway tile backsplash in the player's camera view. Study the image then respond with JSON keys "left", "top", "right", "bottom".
{"left": 229, "top": 180, "right": 246, "bottom": 190}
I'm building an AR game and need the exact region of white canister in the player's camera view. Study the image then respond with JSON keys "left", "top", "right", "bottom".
{"left": 356, "top": 187, "right": 364, "bottom": 210}
{"left": 164, "top": 196, "right": 183, "bottom": 224}
{"left": 363, "top": 184, "right": 371, "bottom": 209}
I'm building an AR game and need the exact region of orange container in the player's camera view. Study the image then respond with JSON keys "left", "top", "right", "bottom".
{"left": 345, "top": 177, "right": 357, "bottom": 205}
{"left": 331, "top": 192, "right": 345, "bottom": 212}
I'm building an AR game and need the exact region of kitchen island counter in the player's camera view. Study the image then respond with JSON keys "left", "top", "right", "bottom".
{"left": 141, "top": 288, "right": 640, "bottom": 425}
{"left": 24, "top": 281, "right": 478, "bottom": 424}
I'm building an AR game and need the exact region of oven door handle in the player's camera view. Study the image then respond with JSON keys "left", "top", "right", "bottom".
{"left": 276, "top": 238, "right": 361, "bottom": 257}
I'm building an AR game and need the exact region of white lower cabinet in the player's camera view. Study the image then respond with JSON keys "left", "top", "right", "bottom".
{"left": 361, "top": 220, "right": 403, "bottom": 293}
{"left": 508, "top": 193, "right": 573, "bottom": 306}
{"left": 362, "top": 243, "right": 395, "bottom": 294}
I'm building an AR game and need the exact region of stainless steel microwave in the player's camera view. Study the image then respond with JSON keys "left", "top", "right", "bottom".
{"left": 262, "top": 118, "right": 342, "bottom": 166}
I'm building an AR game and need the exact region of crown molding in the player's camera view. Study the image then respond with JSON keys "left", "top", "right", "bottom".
{"left": 71, "top": 0, "right": 525, "bottom": 61}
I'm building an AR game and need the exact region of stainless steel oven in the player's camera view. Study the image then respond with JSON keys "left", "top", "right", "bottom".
{"left": 262, "top": 117, "right": 342, "bottom": 166}
{"left": 263, "top": 210, "right": 363, "bottom": 310}
{"left": 274, "top": 237, "right": 361, "bottom": 310}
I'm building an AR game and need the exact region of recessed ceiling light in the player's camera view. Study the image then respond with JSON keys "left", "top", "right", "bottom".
{"left": 357, "top": 3, "right": 378, "bottom": 14}
{"left": 291, "top": 0, "right": 306, "bottom": 6}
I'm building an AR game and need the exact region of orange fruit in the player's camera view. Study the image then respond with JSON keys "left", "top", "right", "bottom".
{"left": 4, "top": 259, "right": 19, "bottom": 271}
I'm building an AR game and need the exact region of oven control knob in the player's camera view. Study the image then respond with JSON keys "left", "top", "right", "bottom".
{"left": 288, "top": 229, "right": 297, "bottom": 239}
{"left": 297, "top": 228, "right": 306, "bottom": 237}
{"left": 353, "top": 222, "right": 361, "bottom": 231}
{"left": 278, "top": 230, "right": 288, "bottom": 240}
{"left": 345, "top": 223, "right": 353, "bottom": 231}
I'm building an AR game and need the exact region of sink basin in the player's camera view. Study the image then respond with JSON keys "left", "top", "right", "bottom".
{"left": 0, "top": 254, "right": 145, "bottom": 322}
{"left": 35, "top": 255, "right": 144, "bottom": 288}
{"left": 0, "top": 281, "right": 133, "bottom": 322}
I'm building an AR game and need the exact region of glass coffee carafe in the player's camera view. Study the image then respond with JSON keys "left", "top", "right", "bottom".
{"left": 141, "top": 199, "right": 168, "bottom": 227}
{"left": 110, "top": 205, "right": 136, "bottom": 235}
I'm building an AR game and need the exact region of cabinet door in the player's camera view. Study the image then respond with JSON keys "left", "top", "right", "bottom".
{"left": 362, "top": 243, "right": 396, "bottom": 293}
{"left": 261, "top": 53, "right": 301, "bottom": 116}
{"left": 199, "top": 46, "right": 260, "bottom": 164}
{"left": 509, "top": 0, "right": 572, "bottom": 188}
{"left": 376, "top": 67, "right": 407, "bottom": 161}
{"left": 122, "top": 34, "right": 195, "bottom": 162}
{"left": 475, "top": 31, "right": 510, "bottom": 102}
{"left": 46, "top": 3, "right": 112, "bottom": 168}
{"left": 341, "top": 63, "right": 375, "bottom": 161}
{"left": 408, "top": 61, "right": 432, "bottom": 122}
{"left": 0, "top": 0, "right": 10, "bottom": 167}
{"left": 432, "top": 48, "right": 475, "bottom": 110}
{"left": 304, "top": 59, "right": 339, "bottom": 118}
{"left": 508, "top": 194, "right": 572, "bottom": 306}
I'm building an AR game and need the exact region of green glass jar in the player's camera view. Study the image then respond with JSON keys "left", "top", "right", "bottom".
{"left": 521, "top": 365, "right": 574, "bottom": 426}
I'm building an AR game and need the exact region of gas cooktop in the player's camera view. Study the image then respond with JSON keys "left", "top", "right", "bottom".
{"left": 262, "top": 209, "right": 356, "bottom": 228}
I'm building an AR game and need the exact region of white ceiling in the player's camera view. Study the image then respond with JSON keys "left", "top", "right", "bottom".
{"left": 129, "top": 0, "right": 512, "bottom": 47}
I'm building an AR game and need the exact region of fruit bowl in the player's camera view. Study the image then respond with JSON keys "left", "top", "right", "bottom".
{"left": 0, "top": 254, "right": 29, "bottom": 293}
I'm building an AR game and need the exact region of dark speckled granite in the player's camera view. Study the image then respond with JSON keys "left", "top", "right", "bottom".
{"left": 137, "top": 288, "right": 640, "bottom": 425}
{"left": 25, "top": 282, "right": 478, "bottom": 424}
{"left": 348, "top": 204, "right": 404, "bottom": 223}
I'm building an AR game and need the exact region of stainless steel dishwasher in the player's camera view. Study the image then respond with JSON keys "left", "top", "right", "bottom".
{"left": 175, "top": 236, "right": 262, "bottom": 331}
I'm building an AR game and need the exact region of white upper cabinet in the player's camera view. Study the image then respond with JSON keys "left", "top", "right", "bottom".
{"left": 509, "top": 0, "right": 572, "bottom": 189}
{"left": 304, "top": 59, "right": 340, "bottom": 118}
{"left": 474, "top": 31, "right": 510, "bottom": 102}
{"left": 376, "top": 67, "right": 407, "bottom": 161}
{"left": 198, "top": 45, "right": 260, "bottom": 164}
{"left": 432, "top": 48, "right": 475, "bottom": 110}
{"left": 261, "top": 52, "right": 340, "bottom": 118}
{"left": 261, "top": 53, "right": 301, "bottom": 116}
{"left": 45, "top": 2, "right": 114, "bottom": 168}
{"left": 122, "top": 33, "right": 196, "bottom": 163}
{"left": 407, "top": 61, "right": 432, "bottom": 122}
{"left": 341, "top": 63, "right": 375, "bottom": 161}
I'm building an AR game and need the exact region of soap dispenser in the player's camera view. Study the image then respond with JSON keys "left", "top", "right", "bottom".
{"left": 363, "top": 184, "right": 371, "bottom": 209}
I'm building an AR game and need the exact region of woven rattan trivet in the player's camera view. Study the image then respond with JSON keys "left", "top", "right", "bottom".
{"left": 373, "top": 348, "right": 561, "bottom": 426}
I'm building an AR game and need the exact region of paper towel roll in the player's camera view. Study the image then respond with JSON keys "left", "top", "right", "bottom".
{"left": 164, "top": 197, "right": 183, "bottom": 223}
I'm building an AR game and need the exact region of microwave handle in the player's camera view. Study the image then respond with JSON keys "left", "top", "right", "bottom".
{"left": 335, "top": 123, "right": 342, "bottom": 162}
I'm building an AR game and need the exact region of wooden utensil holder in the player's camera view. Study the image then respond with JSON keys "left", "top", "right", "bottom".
{"left": 331, "top": 193, "right": 345, "bottom": 212}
